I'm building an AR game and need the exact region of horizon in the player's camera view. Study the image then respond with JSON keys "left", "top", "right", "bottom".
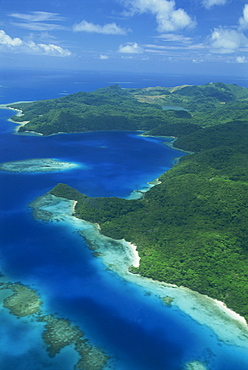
{"left": 1, "top": 1, "right": 248, "bottom": 79}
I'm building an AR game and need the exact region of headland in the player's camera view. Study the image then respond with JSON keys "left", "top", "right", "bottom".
{"left": 29, "top": 193, "right": 248, "bottom": 353}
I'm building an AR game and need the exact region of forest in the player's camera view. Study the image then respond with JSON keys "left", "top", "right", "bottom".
{"left": 9, "top": 81, "right": 248, "bottom": 136}
{"left": 15, "top": 82, "right": 248, "bottom": 322}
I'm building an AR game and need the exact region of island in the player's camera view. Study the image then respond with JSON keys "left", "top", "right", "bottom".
{"left": 7, "top": 82, "right": 248, "bottom": 324}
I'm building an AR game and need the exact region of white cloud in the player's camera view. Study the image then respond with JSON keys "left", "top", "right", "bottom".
{"left": 0, "top": 29, "right": 71, "bottom": 57}
{"left": 118, "top": 42, "right": 144, "bottom": 53}
{"left": 122, "top": 0, "right": 195, "bottom": 32}
{"left": 144, "top": 42, "right": 204, "bottom": 52}
{"left": 121, "top": 55, "right": 134, "bottom": 59}
{"left": 73, "top": 20, "right": 128, "bottom": 35}
{"left": 8, "top": 11, "right": 66, "bottom": 31}
{"left": 157, "top": 33, "right": 191, "bottom": 42}
{"left": 25, "top": 41, "right": 72, "bottom": 57}
{"left": 0, "top": 30, "right": 23, "bottom": 47}
{"left": 239, "top": 4, "right": 248, "bottom": 30}
{"left": 236, "top": 56, "right": 247, "bottom": 63}
{"left": 100, "top": 54, "right": 109, "bottom": 59}
{"left": 11, "top": 22, "right": 64, "bottom": 31}
{"left": 202, "top": 0, "right": 226, "bottom": 9}
{"left": 9, "top": 11, "right": 64, "bottom": 22}
{"left": 209, "top": 27, "right": 248, "bottom": 53}
{"left": 192, "top": 58, "right": 205, "bottom": 63}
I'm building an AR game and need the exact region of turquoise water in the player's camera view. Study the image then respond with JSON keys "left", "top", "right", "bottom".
{"left": 0, "top": 70, "right": 248, "bottom": 369}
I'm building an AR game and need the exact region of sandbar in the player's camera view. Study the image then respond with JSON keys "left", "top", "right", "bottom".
{"left": 0, "top": 158, "right": 78, "bottom": 173}
{"left": 184, "top": 361, "right": 207, "bottom": 370}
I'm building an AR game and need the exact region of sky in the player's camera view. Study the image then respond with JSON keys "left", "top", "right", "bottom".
{"left": 1, "top": 0, "right": 248, "bottom": 77}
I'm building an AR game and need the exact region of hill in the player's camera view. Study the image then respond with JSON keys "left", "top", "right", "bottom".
{"left": 8, "top": 82, "right": 248, "bottom": 136}
{"left": 10, "top": 82, "right": 248, "bottom": 321}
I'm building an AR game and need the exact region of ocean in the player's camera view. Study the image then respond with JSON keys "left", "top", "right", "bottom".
{"left": 0, "top": 69, "right": 248, "bottom": 370}
{"left": 1, "top": 68, "right": 248, "bottom": 103}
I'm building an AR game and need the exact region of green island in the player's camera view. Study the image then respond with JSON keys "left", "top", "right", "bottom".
{"left": 9, "top": 82, "right": 248, "bottom": 322}
{"left": 0, "top": 281, "right": 108, "bottom": 369}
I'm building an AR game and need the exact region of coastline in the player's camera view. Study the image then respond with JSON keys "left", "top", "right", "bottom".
{"left": 0, "top": 102, "right": 43, "bottom": 136}
{"left": 127, "top": 242, "right": 140, "bottom": 267}
{"left": 3, "top": 100, "right": 248, "bottom": 350}
{"left": 30, "top": 193, "right": 248, "bottom": 352}
{"left": 140, "top": 132, "right": 194, "bottom": 154}
{"left": 126, "top": 177, "right": 162, "bottom": 199}
{"left": 163, "top": 135, "right": 194, "bottom": 155}
{"left": 125, "top": 136, "right": 188, "bottom": 200}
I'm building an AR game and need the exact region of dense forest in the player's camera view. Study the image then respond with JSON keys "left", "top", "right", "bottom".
{"left": 9, "top": 81, "right": 248, "bottom": 136}
{"left": 17, "top": 82, "right": 248, "bottom": 322}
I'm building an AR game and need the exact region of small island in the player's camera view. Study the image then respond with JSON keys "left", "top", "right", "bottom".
{"left": 0, "top": 158, "right": 77, "bottom": 173}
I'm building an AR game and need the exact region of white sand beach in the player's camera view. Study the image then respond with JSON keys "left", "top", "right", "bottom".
{"left": 127, "top": 242, "right": 140, "bottom": 267}
{"left": 126, "top": 178, "right": 162, "bottom": 199}
{"left": 0, "top": 102, "right": 34, "bottom": 134}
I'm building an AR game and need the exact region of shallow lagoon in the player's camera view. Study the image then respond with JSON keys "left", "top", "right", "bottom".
{"left": 0, "top": 74, "right": 248, "bottom": 369}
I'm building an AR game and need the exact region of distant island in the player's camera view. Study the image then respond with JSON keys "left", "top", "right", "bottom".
{"left": 9, "top": 82, "right": 248, "bottom": 322}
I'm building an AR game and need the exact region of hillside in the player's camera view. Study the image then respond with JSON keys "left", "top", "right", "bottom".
{"left": 10, "top": 82, "right": 248, "bottom": 321}
{"left": 8, "top": 82, "right": 248, "bottom": 136}
{"left": 50, "top": 122, "right": 248, "bottom": 321}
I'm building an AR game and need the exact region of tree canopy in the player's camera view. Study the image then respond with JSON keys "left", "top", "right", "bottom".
{"left": 16, "top": 82, "right": 248, "bottom": 322}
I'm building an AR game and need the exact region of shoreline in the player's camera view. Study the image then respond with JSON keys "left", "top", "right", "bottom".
{"left": 127, "top": 241, "right": 140, "bottom": 267}
{"left": 2, "top": 101, "right": 248, "bottom": 345}
{"left": 125, "top": 136, "right": 187, "bottom": 200}
{"left": 0, "top": 102, "right": 43, "bottom": 136}
{"left": 1, "top": 103, "right": 196, "bottom": 152}
{"left": 139, "top": 133, "right": 194, "bottom": 155}
{"left": 126, "top": 177, "right": 162, "bottom": 199}
{"left": 30, "top": 193, "right": 248, "bottom": 352}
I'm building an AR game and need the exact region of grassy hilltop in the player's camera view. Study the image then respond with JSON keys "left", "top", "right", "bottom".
{"left": 12, "top": 83, "right": 248, "bottom": 321}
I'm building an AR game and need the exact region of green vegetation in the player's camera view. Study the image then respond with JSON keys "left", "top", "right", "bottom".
{"left": 9, "top": 85, "right": 167, "bottom": 135}
{"left": 131, "top": 82, "right": 248, "bottom": 128}
{"left": 51, "top": 143, "right": 248, "bottom": 321}
{"left": 9, "top": 82, "right": 248, "bottom": 136}
{"left": 17, "top": 82, "right": 248, "bottom": 321}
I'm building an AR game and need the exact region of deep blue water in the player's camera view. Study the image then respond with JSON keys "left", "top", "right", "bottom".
{"left": 1, "top": 68, "right": 248, "bottom": 103}
{"left": 0, "top": 70, "right": 248, "bottom": 370}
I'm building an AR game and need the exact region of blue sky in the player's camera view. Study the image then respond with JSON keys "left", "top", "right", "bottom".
{"left": 1, "top": 0, "right": 248, "bottom": 77}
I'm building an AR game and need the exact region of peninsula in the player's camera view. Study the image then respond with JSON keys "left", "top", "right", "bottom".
{"left": 9, "top": 82, "right": 248, "bottom": 323}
